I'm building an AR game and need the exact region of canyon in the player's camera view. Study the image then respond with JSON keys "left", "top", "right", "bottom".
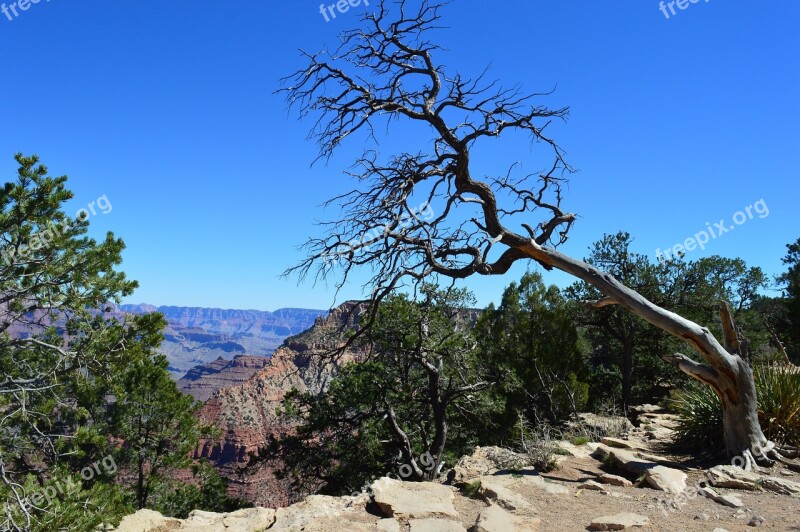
{"left": 120, "top": 304, "right": 327, "bottom": 378}
{"left": 192, "top": 302, "right": 367, "bottom": 507}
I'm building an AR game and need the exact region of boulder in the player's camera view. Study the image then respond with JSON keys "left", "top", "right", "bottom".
{"left": 569, "top": 413, "right": 633, "bottom": 439}
{"left": 371, "top": 477, "right": 460, "bottom": 520}
{"left": 472, "top": 504, "right": 540, "bottom": 532}
{"left": 588, "top": 512, "right": 649, "bottom": 530}
{"left": 644, "top": 465, "right": 687, "bottom": 494}
{"left": 451, "top": 446, "right": 529, "bottom": 484}
{"left": 593, "top": 445, "right": 686, "bottom": 493}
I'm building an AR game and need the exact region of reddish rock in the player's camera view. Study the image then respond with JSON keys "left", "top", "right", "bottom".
{"left": 178, "top": 355, "right": 272, "bottom": 401}
{"left": 195, "top": 302, "right": 367, "bottom": 508}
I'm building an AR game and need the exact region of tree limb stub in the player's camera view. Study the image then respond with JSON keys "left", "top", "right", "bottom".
{"left": 719, "top": 301, "right": 742, "bottom": 357}
{"left": 661, "top": 352, "right": 720, "bottom": 387}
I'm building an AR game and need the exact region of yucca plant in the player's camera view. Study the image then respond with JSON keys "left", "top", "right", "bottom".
{"left": 754, "top": 365, "right": 800, "bottom": 446}
{"left": 668, "top": 381, "right": 724, "bottom": 451}
{"left": 669, "top": 363, "right": 800, "bottom": 451}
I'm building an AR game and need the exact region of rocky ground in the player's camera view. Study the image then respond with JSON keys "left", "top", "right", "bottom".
{"left": 116, "top": 406, "right": 800, "bottom": 531}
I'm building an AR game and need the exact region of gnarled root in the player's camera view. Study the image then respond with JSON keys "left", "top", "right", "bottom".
{"left": 735, "top": 449, "right": 769, "bottom": 471}
{"left": 776, "top": 446, "right": 800, "bottom": 459}
{"left": 766, "top": 448, "right": 800, "bottom": 472}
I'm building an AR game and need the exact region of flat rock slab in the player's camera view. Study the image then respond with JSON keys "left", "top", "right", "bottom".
{"left": 699, "top": 486, "right": 744, "bottom": 508}
{"left": 629, "top": 404, "right": 665, "bottom": 415}
{"left": 473, "top": 504, "right": 540, "bottom": 532}
{"left": 554, "top": 440, "right": 601, "bottom": 459}
{"left": 570, "top": 413, "right": 633, "bottom": 437}
{"left": 376, "top": 519, "right": 401, "bottom": 532}
{"left": 706, "top": 465, "right": 800, "bottom": 497}
{"left": 598, "top": 474, "right": 633, "bottom": 487}
{"left": 601, "top": 437, "right": 638, "bottom": 450}
{"left": 116, "top": 509, "right": 182, "bottom": 531}
{"left": 705, "top": 465, "right": 761, "bottom": 490}
{"left": 643, "top": 426, "right": 674, "bottom": 441}
{"left": 761, "top": 476, "right": 800, "bottom": 497}
{"left": 372, "top": 477, "right": 460, "bottom": 520}
{"left": 271, "top": 494, "right": 375, "bottom": 531}
{"left": 408, "top": 518, "right": 467, "bottom": 532}
{"left": 579, "top": 480, "right": 610, "bottom": 494}
{"left": 589, "top": 512, "right": 650, "bottom": 530}
{"left": 515, "top": 470, "right": 571, "bottom": 495}
{"left": 478, "top": 477, "right": 534, "bottom": 512}
{"left": 592, "top": 445, "right": 653, "bottom": 475}
{"left": 116, "top": 508, "right": 278, "bottom": 532}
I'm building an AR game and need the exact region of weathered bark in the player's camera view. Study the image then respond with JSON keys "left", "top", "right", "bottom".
{"left": 621, "top": 336, "right": 633, "bottom": 413}
{"left": 428, "top": 398, "right": 448, "bottom": 481}
{"left": 718, "top": 359, "right": 765, "bottom": 465}
{"left": 520, "top": 243, "right": 770, "bottom": 463}
{"left": 424, "top": 350, "right": 448, "bottom": 481}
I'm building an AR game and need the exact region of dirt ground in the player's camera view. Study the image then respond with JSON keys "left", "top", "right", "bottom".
{"left": 447, "top": 454, "right": 800, "bottom": 531}
{"left": 445, "top": 409, "right": 800, "bottom": 532}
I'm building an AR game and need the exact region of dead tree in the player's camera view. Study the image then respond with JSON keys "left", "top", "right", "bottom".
{"left": 281, "top": 0, "right": 796, "bottom": 467}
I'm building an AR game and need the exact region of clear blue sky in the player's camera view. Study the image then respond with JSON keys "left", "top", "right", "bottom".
{"left": 1, "top": 0, "right": 797, "bottom": 311}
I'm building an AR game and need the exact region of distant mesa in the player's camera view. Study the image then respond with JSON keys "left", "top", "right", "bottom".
{"left": 119, "top": 304, "right": 328, "bottom": 379}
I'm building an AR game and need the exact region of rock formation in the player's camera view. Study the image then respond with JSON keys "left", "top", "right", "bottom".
{"left": 193, "top": 302, "right": 367, "bottom": 507}
{"left": 177, "top": 355, "right": 273, "bottom": 401}
{"left": 115, "top": 439, "right": 800, "bottom": 531}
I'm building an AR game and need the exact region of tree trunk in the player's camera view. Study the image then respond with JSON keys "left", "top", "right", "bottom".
{"left": 137, "top": 456, "right": 145, "bottom": 509}
{"left": 428, "top": 399, "right": 448, "bottom": 481}
{"left": 521, "top": 243, "right": 772, "bottom": 465}
{"left": 622, "top": 337, "right": 633, "bottom": 413}
{"left": 715, "top": 358, "right": 766, "bottom": 463}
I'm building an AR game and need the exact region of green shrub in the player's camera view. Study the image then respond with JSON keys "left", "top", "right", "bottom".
{"left": 669, "top": 364, "right": 800, "bottom": 450}
{"left": 462, "top": 480, "right": 482, "bottom": 498}
{"left": 570, "top": 436, "right": 590, "bottom": 446}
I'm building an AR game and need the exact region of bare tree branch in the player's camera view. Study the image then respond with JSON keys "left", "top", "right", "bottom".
{"left": 282, "top": 0, "right": 777, "bottom": 462}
